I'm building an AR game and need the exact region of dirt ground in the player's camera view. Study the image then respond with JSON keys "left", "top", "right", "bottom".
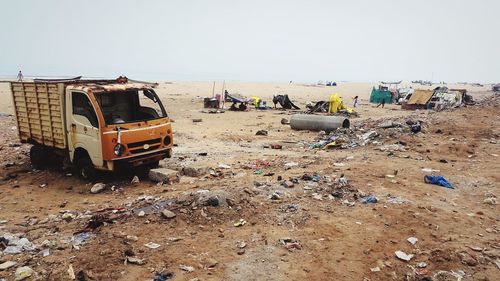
{"left": 0, "top": 82, "right": 498, "bottom": 281}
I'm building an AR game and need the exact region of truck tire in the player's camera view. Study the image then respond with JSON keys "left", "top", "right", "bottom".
{"left": 30, "top": 145, "right": 47, "bottom": 169}
{"left": 75, "top": 157, "right": 97, "bottom": 181}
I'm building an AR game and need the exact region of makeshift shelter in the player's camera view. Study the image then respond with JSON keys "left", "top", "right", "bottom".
{"left": 370, "top": 86, "right": 394, "bottom": 104}
{"left": 401, "top": 89, "right": 434, "bottom": 110}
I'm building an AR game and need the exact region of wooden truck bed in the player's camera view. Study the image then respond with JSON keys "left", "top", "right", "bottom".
{"left": 10, "top": 82, "right": 66, "bottom": 149}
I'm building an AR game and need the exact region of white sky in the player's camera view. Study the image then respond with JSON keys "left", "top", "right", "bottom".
{"left": 1, "top": 0, "right": 499, "bottom": 83}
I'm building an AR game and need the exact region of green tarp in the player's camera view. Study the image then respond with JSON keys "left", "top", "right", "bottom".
{"left": 369, "top": 87, "right": 394, "bottom": 104}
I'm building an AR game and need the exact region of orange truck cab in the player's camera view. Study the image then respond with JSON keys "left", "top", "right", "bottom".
{"left": 10, "top": 76, "right": 173, "bottom": 180}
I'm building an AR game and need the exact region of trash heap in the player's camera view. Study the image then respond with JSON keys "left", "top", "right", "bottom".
{"left": 309, "top": 117, "right": 425, "bottom": 150}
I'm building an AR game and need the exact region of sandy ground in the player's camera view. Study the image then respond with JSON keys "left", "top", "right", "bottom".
{"left": 0, "top": 81, "right": 498, "bottom": 281}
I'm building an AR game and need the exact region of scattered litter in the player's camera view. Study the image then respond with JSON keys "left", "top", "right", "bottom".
{"left": 144, "top": 242, "right": 161, "bottom": 249}
{"left": 395, "top": 250, "right": 414, "bottom": 261}
{"left": 15, "top": 266, "right": 33, "bottom": 281}
{"left": 421, "top": 168, "right": 440, "bottom": 173}
{"left": 179, "top": 265, "right": 195, "bottom": 272}
{"left": 416, "top": 262, "right": 427, "bottom": 268}
{"left": 407, "top": 237, "right": 418, "bottom": 245}
{"left": 0, "top": 261, "right": 17, "bottom": 270}
{"left": 90, "top": 183, "right": 106, "bottom": 194}
{"left": 131, "top": 176, "right": 140, "bottom": 184}
{"left": 154, "top": 272, "right": 174, "bottom": 281}
{"left": 234, "top": 219, "right": 247, "bottom": 227}
{"left": 284, "top": 162, "right": 298, "bottom": 169}
{"left": 279, "top": 237, "right": 302, "bottom": 251}
{"left": 370, "top": 267, "right": 381, "bottom": 272}
{"left": 68, "top": 264, "right": 75, "bottom": 280}
{"left": 218, "top": 163, "right": 231, "bottom": 169}
{"left": 424, "top": 175, "right": 454, "bottom": 189}
{"left": 360, "top": 195, "right": 378, "bottom": 204}
{"left": 126, "top": 257, "right": 146, "bottom": 265}
{"left": 71, "top": 232, "right": 95, "bottom": 247}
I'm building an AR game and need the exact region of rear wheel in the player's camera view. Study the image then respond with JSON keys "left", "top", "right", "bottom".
{"left": 30, "top": 145, "right": 47, "bottom": 169}
{"left": 75, "top": 156, "right": 97, "bottom": 181}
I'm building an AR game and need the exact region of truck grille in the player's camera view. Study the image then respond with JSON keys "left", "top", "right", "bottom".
{"left": 127, "top": 138, "right": 162, "bottom": 154}
{"left": 129, "top": 145, "right": 161, "bottom": 154}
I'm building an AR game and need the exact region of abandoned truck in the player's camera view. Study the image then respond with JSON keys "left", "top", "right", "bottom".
{"left": 9, "top": 76, "right": 173, "bottom": 180}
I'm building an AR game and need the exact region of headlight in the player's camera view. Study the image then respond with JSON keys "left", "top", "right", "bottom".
{"left": 114, "top": 143, "right": 125, "bottom": 156}
{"left": 163, "top": 136, "right": 171, "bottom": 145}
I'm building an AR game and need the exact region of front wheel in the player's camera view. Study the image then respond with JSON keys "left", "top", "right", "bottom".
{"left": 75, "top": 157, "right": 97, "bottom": 181}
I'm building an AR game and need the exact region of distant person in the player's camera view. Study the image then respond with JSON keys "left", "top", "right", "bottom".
{"left": 17, "top": 70, "right": 23, "bottom": 82}
{"left": 353, "top": 96, "right": 359, "bottom": 108}
{"left": 376, "top": 99, "right": 386, "bottom": 108}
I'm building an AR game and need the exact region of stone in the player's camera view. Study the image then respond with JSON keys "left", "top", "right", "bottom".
{"left": 483, "top": 197, "right": 497, "bottom": 205}
{"left": 204, "top": 258, "right": 218, "bottom": 268}
{"left": 149, "top": 168, "right": 179, "bottom": 183}
{"left": 0, "top": 261, "right": 17, "bottom": 270}
{"left": 90, "top": 183, "right": 106, "bottom": 194}
{"left": 161, "top": 210, "right": 176, "bottom": 219}
{"left": 15, "top": 266, "right": 34, "bottom": 281}
{"left": 137, "top": 211, "right": 146, "bottom": 217}
{"left": 282, "top": 180, "right": 295, "bottom": 188}
{"left": 182, "top": 165, "right": 208, "bottom": 177}
{"left": 459, "top": 252, "right": 478, "bottom": 266}
{"left": 131, "top": 176, "right": 140, "bottom": 184}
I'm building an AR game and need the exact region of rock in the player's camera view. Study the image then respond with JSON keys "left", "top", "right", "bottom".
{"left": 218, "top": 163, "right": 231, "bottom": 169}
{"left": 15, "top": 266, "right": 33, "bottom": 281}
{"left": 182, "top": 165, "right": 208, "bottom": 177}
{"left": 459, "top": 252, "right": 478, "bottom": 266}
{"left": 282, "top": 180, "right": 295, "bottom": 188}
{"left": 255, "top": 130, "right": 268, "bottom": 136}
{"left": 483, "top": 197, "right": 497, "bottom": 205}
{"left": 204, "top": 258, "right": 218, "bottom": 268}
{"left": 90, "top": 183, "right": 106, "bottom": 194}
{"left": 179, "top": 265, "right": 195, "bottom": 272}
{"left": 395, "top": 250, "right": 414, "bottom": 261}
{"left": 149, "top": 168, "right": 179, "bottom": 183}
{"left": 0, "top": 261, "right": 17, "bottom": 270}
{"left": 131, "top": 176, "right": 140, "bottom": 184}
{"left": 138, "top": 211, "right": 146, "bottom": 217}
{"left": 237, "top": 248, "right": 246, "bottom": 255}
{"left": 68, "top": 264, "right": 75, "bottom": 280}
{"left": 280, "top": 118, "right": 289, "bottom": 125}
{"left": 62, "top": 213, "right": 76, "bottom": 222}
{"left": 161, "top": 210, "right": 176, "bottom": 219}
{"left": 205, "top": 197, "right": 219, "bottom": 207}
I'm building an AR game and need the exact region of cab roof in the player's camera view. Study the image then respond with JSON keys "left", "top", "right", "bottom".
{"left": 33, "top": 76, "right": 158, "bottom": 93}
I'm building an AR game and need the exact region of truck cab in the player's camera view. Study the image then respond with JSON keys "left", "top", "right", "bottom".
{"left": 11, "top": 76, "right": 173, "bottom": 180}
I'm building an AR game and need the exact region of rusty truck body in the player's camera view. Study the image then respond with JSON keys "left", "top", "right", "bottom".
{"left": 9, "top": 76, "right": 173, "bottom": 180}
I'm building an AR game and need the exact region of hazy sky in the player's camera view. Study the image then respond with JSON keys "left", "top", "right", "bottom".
{"left": 2, "top": 0, "right": 499, "bottom": 83}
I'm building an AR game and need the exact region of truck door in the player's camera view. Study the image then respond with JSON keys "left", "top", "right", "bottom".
{"left": 66, "top": 90, "right": 103, "bottom": 167}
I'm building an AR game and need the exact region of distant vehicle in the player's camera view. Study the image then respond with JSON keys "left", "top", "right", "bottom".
{"left": 493, "top": 83, "right": 500, "bottom": 92}
{"left": 9, "top": 76, "right": 173, "bottom": 180}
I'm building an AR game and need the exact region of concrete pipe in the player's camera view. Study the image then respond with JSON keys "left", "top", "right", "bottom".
{"left": 290, "top": 114, "right": 350, "bottom": 132}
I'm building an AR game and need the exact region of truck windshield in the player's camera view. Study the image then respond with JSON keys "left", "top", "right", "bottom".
{"left": 95, "top": 89, "right": 167, "bottom": 125}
